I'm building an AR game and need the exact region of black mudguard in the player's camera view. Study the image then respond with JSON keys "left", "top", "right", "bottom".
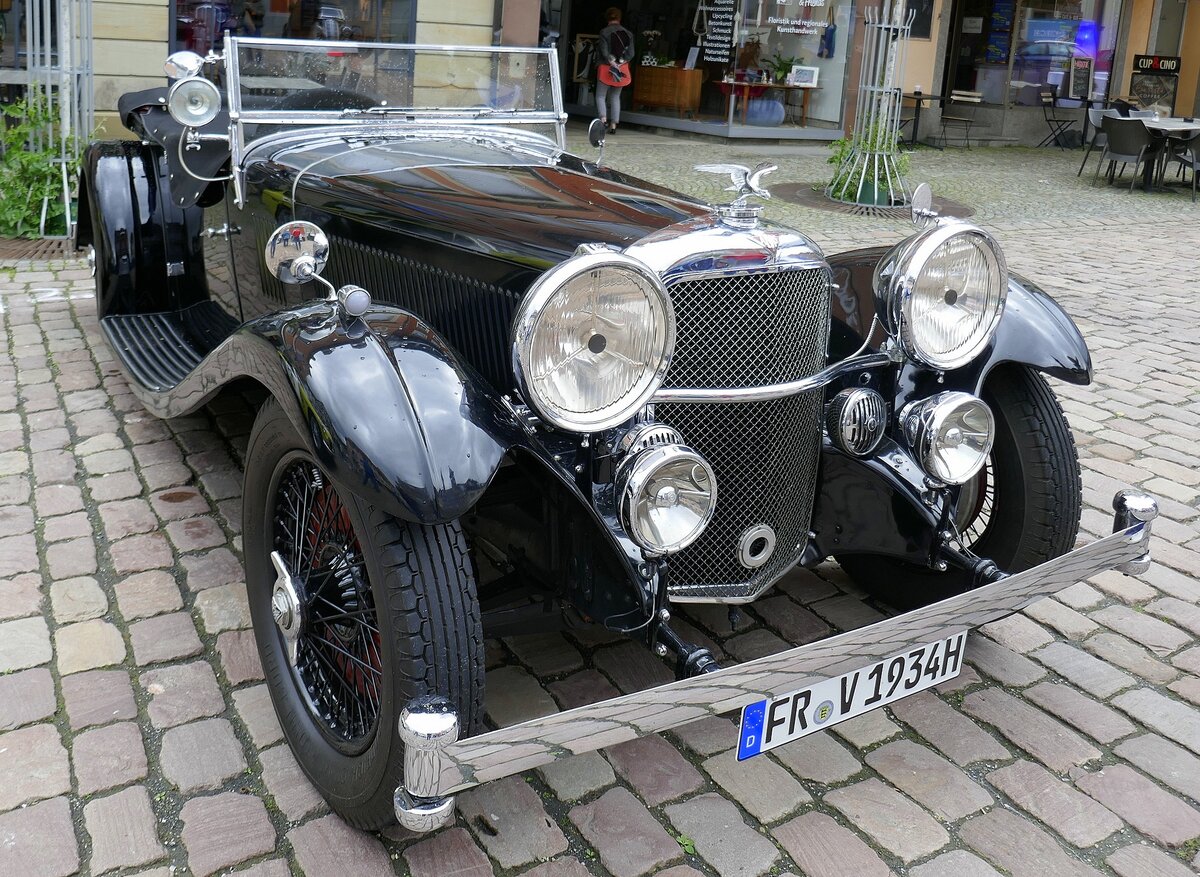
{"left": 77, "top": 140, "right": 207, "bottom": 318}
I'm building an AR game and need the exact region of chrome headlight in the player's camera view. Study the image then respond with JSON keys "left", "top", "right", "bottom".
{"left": 617, "top": 444, "right": 717, "bottom": 555}
{"left": 168, "top": 77, "right": 222, "bottom": 128}
{"left": 512, "top": 251, "right": 675, "bottom": 432}
{"left": 875, "top": 223, "right": 1007, "bottom": 370}
{"left": 901, "top": 392, "right": 995, "bottom": 485}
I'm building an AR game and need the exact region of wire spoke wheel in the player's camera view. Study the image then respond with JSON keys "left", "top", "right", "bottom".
{"left": 955, "top": 454, "right": 996, "bottom": 548}
{"left": 272, "top": 456, "right": 383, "bottom": 750}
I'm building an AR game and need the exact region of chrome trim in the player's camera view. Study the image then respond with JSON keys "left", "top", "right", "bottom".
{"left": 391, "top": 490, "right": 1155, "bottom": 810}
{"left": 395, "top": 695, "right": 459, "bottom": 832}
{"left": 616, "top": 422, "right": 685, "bottom": 458}
{"left": 653, "top": 351, "right": 893, "bottom": 404}
{"left": 625, "top": 218, "right": 826, "bottom": 281}
{"left": 826, "top": 388, "right": 887, "bottom": 456}
{"left": 900, "top": 391, "right": 995, "bottom": 486}
{"left": 511, "top": 251, "right": 676, "bottom": 433}
{"left": 1113, "top": 489, "right": 1158, "bottom": 575}
{"left": 875, "top": 221, "right": 1008, "bottom": 371}
{"left": 616, "top": 444, "right": 717, "bottom": 555}
{"left": 737, "top": 524, "right": 777, "bottom": 569}
{"left": 269, "top": 551, "right": 302, "bottom": 667}
{"left": 167, "top": 77, "right": 221, "bottom": 128}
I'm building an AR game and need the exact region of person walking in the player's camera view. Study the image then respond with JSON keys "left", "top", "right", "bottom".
{"left": 596, "top": 8, "right": 634, "bottom": 134}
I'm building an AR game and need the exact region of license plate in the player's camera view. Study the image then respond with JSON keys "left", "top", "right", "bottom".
{"left": 737, "top": 631, "right": 967, "bottom": 760}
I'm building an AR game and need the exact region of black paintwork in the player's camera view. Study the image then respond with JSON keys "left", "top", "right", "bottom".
{"left": 78, "top": 115, "right": 1094, "bottom": 624}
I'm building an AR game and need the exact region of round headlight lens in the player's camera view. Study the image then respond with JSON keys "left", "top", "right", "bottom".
{"left": 902, "top": 391, "right": 995, "bottom": 485}
{"left": 513, "top": 252, "right": 674, "bottom": 432}
{"left": 168, "top": 77, "right": 222, "bottom": 128}
{"left": 881, "top": 225, "right": 1007, "bottom": 370}
{"left": 617, "top": 445, "right": 717, "bottom": 555}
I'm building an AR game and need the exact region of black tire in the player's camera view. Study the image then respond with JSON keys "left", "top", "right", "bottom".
{"left": 243, "top": 399, "right": 484, "bottom": 829}
{"left": 837, "top": 365, "right": 1081, "bottom": 609}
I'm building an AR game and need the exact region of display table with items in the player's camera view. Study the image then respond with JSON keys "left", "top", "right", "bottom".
{"left": 632, "top": 65, "right": 703, "bottom": 117}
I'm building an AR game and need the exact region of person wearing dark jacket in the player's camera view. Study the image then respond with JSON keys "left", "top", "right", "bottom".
{"left": 596, "top": 7, "right": 634, "bottom": 134}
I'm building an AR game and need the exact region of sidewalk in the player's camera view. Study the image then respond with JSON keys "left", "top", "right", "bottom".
{"left": 1, "top": 140, "right": 1199, "bottom": 877}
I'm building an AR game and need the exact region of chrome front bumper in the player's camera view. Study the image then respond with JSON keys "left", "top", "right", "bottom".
{"left": 395, "top": 489, "right": 1158, "bottom": 832}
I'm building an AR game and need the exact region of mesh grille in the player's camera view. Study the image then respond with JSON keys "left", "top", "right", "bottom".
{"left": 658, "top": 268, "right": 831, "bottom": 601}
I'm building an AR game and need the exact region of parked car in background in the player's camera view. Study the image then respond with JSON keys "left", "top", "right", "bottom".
{"left": 76, "top": 36, "right": 1159, "bottom": 833}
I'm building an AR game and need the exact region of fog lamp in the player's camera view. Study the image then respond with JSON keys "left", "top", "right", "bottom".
{"left": 901, "top": 392, "right": 994, "bottom": 485}
{"left": 168, "top": 77, "right": 221, "bottom": 128}
{"left": 617, "top": 444, "right": 716, "bottom": 555}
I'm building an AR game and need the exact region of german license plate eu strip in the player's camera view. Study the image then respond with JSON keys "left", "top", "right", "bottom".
{"left": 737, "top": 631, "right": 966, "bottom": 760}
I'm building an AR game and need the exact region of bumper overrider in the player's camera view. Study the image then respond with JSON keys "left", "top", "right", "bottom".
{"left": 394, "top": 489, "right": 1158, "bottom": 831}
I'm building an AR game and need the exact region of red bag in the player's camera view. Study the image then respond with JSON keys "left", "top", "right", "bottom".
{"left": 598, "top": 62, "right": 631, "bottom": 87}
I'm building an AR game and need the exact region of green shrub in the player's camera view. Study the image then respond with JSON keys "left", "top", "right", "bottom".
{"left": 0, "top": 97, "right": 79, "bottom": 238}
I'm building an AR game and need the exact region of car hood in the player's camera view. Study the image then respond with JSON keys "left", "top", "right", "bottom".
{"left": 254, "top": 130, "right": 712, "bottom": 269}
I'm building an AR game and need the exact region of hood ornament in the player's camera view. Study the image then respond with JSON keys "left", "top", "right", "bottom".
{"left": 694, "top": 162, "right": 777, "bottom": 227}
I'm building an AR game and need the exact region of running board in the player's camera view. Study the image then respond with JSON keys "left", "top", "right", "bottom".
{"left": 101, "top": 313, "right": 204, "bottom": 392}
{"left": 393, "top": 489, "right": 1158, "bottom": 832}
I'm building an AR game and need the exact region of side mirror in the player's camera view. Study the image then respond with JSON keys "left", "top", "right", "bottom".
{"left": 587, "top": 118, "right": 607, "bottom": 149}
{"left": 265, "top": 221, "right": 330, "bottom": 285}
{"left": 164, "top": 51, "right": 206, "bottom": 80}
{"left": 910, "top": 182, "right": 938, "bottom": 228}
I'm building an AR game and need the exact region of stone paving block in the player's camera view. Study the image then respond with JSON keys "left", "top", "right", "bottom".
{"left": 159, "top": 718, "right": 247, "bottom": 793}
{"left": 61, "top": 668, "right": 138, "bottom": 728}
{"left": 988, "top": 759, "right": 1122, "bottom": 847}
{"left": 703, "top": 746, "right": 810, "bottom": 823}
{"left": 1031, "top": 641, "right": 1135, "bottom": 698}
{"left": 665, "top": 793, "right": 780, "bottom": 877}
{"left": 1173, "top": 646, "right": 1200, "bottom": 675}
{"left": 832, "top": 709, "right": 902, "bottom": 748}
{"left": 1084, "top": 631, "right": 1179, "bottom": 684}
{"left": 194, "top": 582, "right": 252, "bottom": 633}
{"left": 671, "top": 715, "right": 738, "bottom": 756}
{"left": 259, "top": 744, "right": 326, "bottom": 821}
{"left": 402, "top": 826, "right": 494, "bottom": 877}
{"left": 570, "top": 787, "right": 682, "bottom": 877}
{"left": 54, "top": 618, "right": 126, "bottom": 675}
{"left": 1056, "top": 583, "right": 1105, "bottom": 610}
{"left": 48, "top": 576, "right": 107, "bottom": 622}
{"left": 167, "top": 515, "right": 227, "bottom": 552}
{"left": 1024, "top": 681, "right": 1136, "bottom": 744}
{"left": 141, "top": 661, "right": 226, "bottom": 728}
{"left": 88, "top": 471, "right": 143, "bottom": 502}
{"left": 521, "top": 859, "right": 593, "bottom": 877}
{"left": 865, "top": 739, "right": 991, "bottom": 821}
{"left": 114, "top": 569, "right": 184, "bottom": 619}
{"left": 607, "top": 734, "right": 705, "bottom": 806}
{"left": 1090, "top": 605, "right": 1190, "bottom": 654}
{"left": 537, "top": 750, "right": 616, "bottom": 804}
{"left": 1023, "top": 598, "right": 1100, "bottom": 640}
{"left": 110, "top": 532, "right": 175, "bottom": 573}
{"left": 34, "top": 483, "right": 83, "bottom": 517}
{"left": 982, "top": 612, "right": 1054, "bottom": 653}
{"left": 459, "top": 775, "right": 568, "bottom": 869}
{"left": 486, "top": 666, "right": 561, "bottom": 726}
{"left": 72, "top": 721, "right": 148, "bottom": 795}
{"left": 772, "top": 811, "right": 892, "bottom": 877}
{"left": 593, "top": 641, "right": 675, "bottom": 693}
{"left": 180, "top": 792, "right": 276, "bottom": 877}
{"left": 0, "top": 667, "right": 55, "bottom": 730}
{"left": 1168, "top": 675, "right": 1200, "bottom": 706}
{"left": 725, "top": 628, "right": 790, "bottom": 662}
{"left": 503, "top": 632, "right": 584, "bottom": 676}
{"left": 0, "top": 533, "right": 38, "bottom": 577}
{"left": 910, "top": 850, "right": 1003, "bottom": 877}
{"left": 756, "top": 595, "right": 832, "bottom": 644}
{"left": 824, "top": 777, "right": 949, "bottom": 862}
{"left": 966, "top": 633, "right": 1046, "bottom": 686}
{"left": 773, "top": 729, "right": 864, "bottom": 784}
{"left": 960, "top": 808, "right": 1103, "bottom": 877}
{"left": 1107, "top": 844, "right": 1196, "bottom": 877}
{"left": 45, "top": 538, "right": 98, "bottom": 578}
{"left": 150, "top": 486, "right": 211, "bottom": 520}
{"left": 217, "top": 629, "right": 265, "bottom": 684}
{"left": 84, "top": 786, "right": 165, "bottom": 873}
{"left": 130, "top": 611, "right": 205, "bottom": 665}
{"left": 0, "top": 796, "right": 80, "bottom": 877}
{"left": 1112, "top": 688, "right": 1200, "bottom": 755}
{"left": 0, "top": 723, "right": 70, "bottom": 810}
{"left": 810, "top": 593, "right": 886, "bottom": 630}
{"left": 0, "top": 571, "right": 42, "bottom": 621}
{"left": 890, "top": 690, "right": 1010, "bottom": 766}
{"left": 99, "top": 497, "right": 159, "bottom": 539}
{"left": 42, "top": 511, "right": 91, "bottom": 543}
{"left": 1076, "top": 764, "right": 1200, "bottom": 847}
{"left": 1146, "top": 596, "right": 1200, "bottom": 636}
{"left": 230, "top": 858, "right": 291, "bottom": 877}
{"left": 1143, "top": 565, "right": 1200, "bottom": 602}
{"left": 286, "top": 814, "right": 392, "bottom": 875}
{"left": 231, "top": 684, "right": 283, "bottom": 748}
{"left": 962, "top": 687, "right": 1100, "bottom": 772}
{"left": 0, "top": 504, "right": 33, "bottom": 537}
{"left": 182, "top": 546, "right": 244, "bottom": 591}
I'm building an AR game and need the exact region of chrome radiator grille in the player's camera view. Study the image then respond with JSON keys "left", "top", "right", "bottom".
{"left": 657, "top": 268, "right": 831, "bottom": 601}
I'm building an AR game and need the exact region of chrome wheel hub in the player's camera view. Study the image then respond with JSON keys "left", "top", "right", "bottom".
{"left": 270, "top": 550, "right": 303, "bottom": 667}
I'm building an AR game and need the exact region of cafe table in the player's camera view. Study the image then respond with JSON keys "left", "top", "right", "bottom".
{"left": 720, "top": 81, "right": 820, "bottom": 126}
{"left": 901, "top": 92, "right": 945, "bottom": 149}
{"left": 1139, "top": 116, "right": 1200, "bottom": 191}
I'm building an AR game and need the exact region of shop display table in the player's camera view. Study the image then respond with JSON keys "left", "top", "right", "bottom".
{"left": 719, "top": 81, "right": 820, "bottom": 126}
{"left": 633, "top": 66, "right": 703, "bottom": 117}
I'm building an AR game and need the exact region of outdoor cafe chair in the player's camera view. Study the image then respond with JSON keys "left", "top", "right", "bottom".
{"left": 1038, "top": 90, "right": 1077, "bottom": 150}
{"left": 939, "top": 90, "right": 982, "bottom": 148}
{"left": 1092, "top": 115, "right": 1152, "bottom": 192}
{"left": 1078, "top": 108, "right": 1119, "bottom": 176}
{"left": 1163, "top": 130, "right": 1200, "bottom": 202}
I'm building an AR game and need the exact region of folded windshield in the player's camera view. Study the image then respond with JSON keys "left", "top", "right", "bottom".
{"left": 229, "top": 37, "right": 561, "bottom": 132}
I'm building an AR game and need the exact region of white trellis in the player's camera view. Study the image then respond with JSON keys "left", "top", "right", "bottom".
{"left": 23, "top": 0, "right": 93, "bottom": 237}
{"left": 827, "top": 0, "right": 913, "bottom": 207}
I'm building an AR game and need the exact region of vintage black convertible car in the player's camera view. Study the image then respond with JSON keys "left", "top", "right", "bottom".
{"left": 77, "top": 37, "right": 1158, "bottom": 832}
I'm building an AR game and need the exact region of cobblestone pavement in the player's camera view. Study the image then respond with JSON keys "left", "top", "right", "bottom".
{"left": 2, "top": 139, "right": 1199, "bottom": 877}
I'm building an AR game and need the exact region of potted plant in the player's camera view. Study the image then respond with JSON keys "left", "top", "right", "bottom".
{"left": 764, "top": 52, "right": 803, "bottom": 83}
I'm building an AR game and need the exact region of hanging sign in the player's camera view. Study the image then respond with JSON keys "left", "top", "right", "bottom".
{"left": 962, "top": 16, "right": 984, "bottom": 33}
{"left": 1133, "top": 55, "right": 1181, "bottom": 74}
{"left": 1068, "top": 57, "right": 1092, "bottom": 100}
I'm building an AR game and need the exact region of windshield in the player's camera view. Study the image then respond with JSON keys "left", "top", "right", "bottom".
{"left": 229, "top": 37, "right": 563, "bottom": 141}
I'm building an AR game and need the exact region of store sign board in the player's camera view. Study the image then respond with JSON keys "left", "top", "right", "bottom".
{"left": 1068, "top": 57, "right": 1092, "bottom": 100}
{"left": 701, "top": 0, "right": 738, "bottom": 64}
{"left": 1133, "top": 54, "right": 1181, "bottom": 74}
